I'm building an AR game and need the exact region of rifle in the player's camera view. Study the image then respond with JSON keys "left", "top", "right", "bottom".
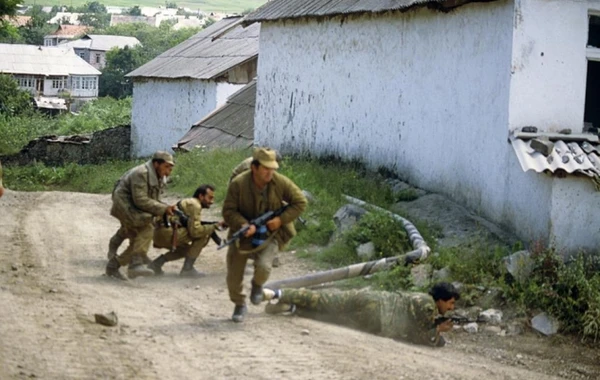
{"left": 434, "top": 315, "right": 471, "bottom": 326}
{"left": 165, "top": 210, "right": 223, "bottom": 247}
{"left": 218, "top": 204, "right": 289, "bottom": 250}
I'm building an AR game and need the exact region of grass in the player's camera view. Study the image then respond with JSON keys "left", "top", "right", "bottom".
{"left": 23, "top": 0, "right": 267, "bottom": 13}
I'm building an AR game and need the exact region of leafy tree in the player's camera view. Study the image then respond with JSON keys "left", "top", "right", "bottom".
{"left": 165, "top": 2, "right": 178, "bottom": 9}
{"left": 0, "top": 75, "right": 33, "bottom": 116}
{"left": 204, "top": 17, "right": 216, "bottom": 28}
{"left": 19, "top": 5, "right": 55, "bottom": 45}
{"left": 81, "top": 1, "right": 107, "bottom": 14}
{"left": 126, "top": 6, "right": 142, "bottom": 16}
{"left": 99, "top": 46, "right": 143, "bottom": 98}
{"left": 78, "top": 12, "right": 110, "bottom": 29}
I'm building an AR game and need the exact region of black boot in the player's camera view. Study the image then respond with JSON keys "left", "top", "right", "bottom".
{"left": 105, "top": 257, "right": 127, "bottom": 281}
{"left": 107, "top": 233, "right": 125, "bottom": 259}
{"left": 250, "top": 280, "right": 263, "bottom": 305}
{"left": 180, "top": 256, "right": 206, "bottom": 278}
{"left": 148, "top": 254, "right": 167, "bottom": 275}
{"left": 232, "top": 304, "right": 247, "bottom": 323}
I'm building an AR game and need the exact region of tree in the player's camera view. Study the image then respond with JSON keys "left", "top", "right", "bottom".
{"left": 99, "top": 46, "right": 143, "bottom": 98}
{"left": 78, "top": 12, "right": 110, "bottom": 29}
{"left": 0, "top": 74, "right": 33, "bottom": 116}
{"left": 81, "top": 1, "right": 107, "bottom": 14}
{"left": 20, "top": 5, "right": 55, "bottom": 45}
{"left": 126, "top": 6, "right": 142, "bottom": 16}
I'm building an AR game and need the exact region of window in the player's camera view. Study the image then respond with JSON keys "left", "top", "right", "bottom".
{"left": 51, "top": 77, "right": 67, "bottom": 90}
{"left": 95, "top": 53, "right": 101, "bottom": 64}
{"left": 72, "top": 76, "right": 97, "bottom": 91}
{"left": 78, "top": 52, "right": 85, "bottom": 59}
{"left": 16, "top": 76, "right": 35, "bottom": 88}
{"left": 585, "top": 13, "right": 600, "bottom": 129}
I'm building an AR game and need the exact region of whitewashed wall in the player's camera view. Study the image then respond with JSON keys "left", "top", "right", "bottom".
{"left": 508, "top": 0, "right": 600, "bottom": 251}
{"left": 255, "top": 2, "right": 523, "bottom": 235}
{"left": 216, "top": 82, "right": 244, "bottom": 106}
{"left": 131, "top": 79, "right": 218, "bottom": 157}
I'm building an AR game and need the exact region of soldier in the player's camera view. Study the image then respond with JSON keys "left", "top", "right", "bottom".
{"left": 0, "top": 160, "right": 4, "bottom": 198}
{"left": 264, "top": 282, "right": 460, "bottom": 347}
{"left": 105, "top": 151, "right": 177, "bottom": 280}
{"left": 229, "top": 151, "right": 285, "bottom": 267}
{"left": 223, "top": 147, "right": 307, "bottom": 323}
{"left": 148, "top": 184, "right": 226, "bottom": 277}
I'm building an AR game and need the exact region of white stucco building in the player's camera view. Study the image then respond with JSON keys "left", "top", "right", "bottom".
{"left": 126, "top": 16, "right": 259, "bottom": 157}
{"left": 245, "top": 0, "right": 600, "bottom": 253}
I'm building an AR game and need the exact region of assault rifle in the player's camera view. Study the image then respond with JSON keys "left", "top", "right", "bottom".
{"left": 434, "top": 315, "right": 471, "bottom": 326}
{"left": 218, "top": 204, "right": 289, "bottom": 250}
{"left": 164, "top": 209, "right": 223, "bottom": 248}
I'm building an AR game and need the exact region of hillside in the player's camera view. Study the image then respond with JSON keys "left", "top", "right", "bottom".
{"left": 23, "top": 0, "right": 267, "bottom": 14}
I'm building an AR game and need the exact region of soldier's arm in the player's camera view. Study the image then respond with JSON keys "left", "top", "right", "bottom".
{"left": 183, "top": 200, "right": 216, "bottom": 239}
{"left": 222, "top": 179, "right": 249, "bottom": 231}
{"left": 409, "top": 297, "right": 443, "bottom": 347}
{"left": 278, "top": 176, "right": 307, "bottom": 225}
{"left": 131, "top": 170, "right": 168, "bottom": 216}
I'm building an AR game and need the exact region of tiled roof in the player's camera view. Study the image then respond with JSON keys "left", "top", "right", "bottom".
{"left": 174, "top": 81, "right": 255, "bottom": 151}
{"left": 2, "top": 15, "right": 31, "bottom": 27}
{"left": 51, "top": 24, "right": 91, "bottom": 37}
{"left": 510, "top": 130, "right": 600, "bottom": 177}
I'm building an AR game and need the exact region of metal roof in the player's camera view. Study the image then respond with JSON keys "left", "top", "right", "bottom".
{"left": 0, "top": 44, "right": 101, "bottom": 76}
{"left": 510, "top": 132, "right": 600, "bottom": 177}
{"left": 174, "top": 81, "right": 256, "bottom": 151}
{"left": 243, "top": 0, "right": 500, "bottom": 24}
{"left": 59, "top": 34, "right": 141, "bottom": 51}
{"left": 126, "top": 16, "right": 259, "bottom": 80}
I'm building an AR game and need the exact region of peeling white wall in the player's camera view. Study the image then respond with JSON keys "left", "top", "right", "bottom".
{"left": 131, "top": 79, "right": 218, "bottom": 157}
{"left": 216, "top": 82, "right": 244, "bottom": 107}
{"left": 508, "top": 0, "right": 600, "bottom": 252}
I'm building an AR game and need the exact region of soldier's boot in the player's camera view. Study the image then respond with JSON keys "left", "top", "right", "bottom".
{"left": 232, "top": 304, "right": 247, "bottom": 323}
{"left": 147, "top": 254, "right": 167, "bottom": 276}
{"left": 179, "top": 256, "right": 206, "bottom": 278}
{"left": 105, "top": 257, "right": 127, "bottom": 281}
{"left": 127, "top": 263, "right": 155, "bottom": 279}
{"left": 249, "top": 280, "right": 263, "bottom": 305}
{"left": 107, "top": 233, "right": 125, "bottom": 260}
{"left": 271, "top": 256, "right": 281, "bottom": 268}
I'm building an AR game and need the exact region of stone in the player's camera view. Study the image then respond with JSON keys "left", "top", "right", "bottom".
{"left": 479, "top": 309, "right": 503, "bottom": 325}
{"left": 94, "top": 312, "right": 118, "bottom": 327}
{"left": 411, "top": 264, "right": 432, "bottom": 288}
{"left": 301, "top": 329, "right": 310, "bottom": 336}
{"left": 483, "top": 326, "right": 503, "bottom": 335}
{"left": 558, "top": 128, "right": 572, "bottom": 135}
{"left": 356, "top": 242, "right": 376, "bottom": 260}
{"left": 432, "top": 267, "right": 451, "bottom": 281}
{"left": 531, "top": 312, "right": 560, "bottom": 336}
{"left": 463, "top": 323, "right": 478, "bottom": 334}
{"left": 530, "top": 138, "right": 554, "bottom": 156}
{"left": 504, "top": 250, "right": 534, "bottom": 284}
{"left": 332, "top": 204, "right": 367, "bottom": 238}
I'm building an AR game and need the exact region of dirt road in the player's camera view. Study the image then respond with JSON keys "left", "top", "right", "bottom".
{"left": 0, "top": 191, "right": 598, "bottom": 379}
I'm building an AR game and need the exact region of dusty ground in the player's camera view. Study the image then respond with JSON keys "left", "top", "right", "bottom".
{"left": 0, "top": 190, "right": 598, "bottom": 379}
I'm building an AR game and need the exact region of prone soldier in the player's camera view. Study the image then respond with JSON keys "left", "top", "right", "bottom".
{"left": 149, "top": 184, "right": 226, "bottom": 277}
{"left": 105, "top": 151, "right": 177, "bottom": 280}
{"left": 264, "top": 282, "right": 460, "bottom": 347}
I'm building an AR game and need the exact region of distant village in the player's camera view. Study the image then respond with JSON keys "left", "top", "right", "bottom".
{"left": 0, "top": 3, "right": 234, "bottom": 112}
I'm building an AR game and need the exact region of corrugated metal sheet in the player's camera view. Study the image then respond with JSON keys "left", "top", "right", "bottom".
{"left": 59, "top": 35, "right": 141, "bottom": 51}
{"left": 127, "top": 17, "right": 259, "bottom": 80}
{"left": 175, "top": 81, "right": 256, "bottom": 151}
{"left": 244, "top": 0, "right": 500, "bottom": 23}
{"left": 0, "top": 44, "right": 101, "bottom": 76}
{"left": 510, "top": 135, "right": 600, "bottom": 177}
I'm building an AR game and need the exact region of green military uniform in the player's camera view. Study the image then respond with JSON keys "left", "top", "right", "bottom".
{"left": 275, "top": 288, "right": 444, "bottom": 347}
{"left": 110, "top": 160, "right": 168, "bottom": 268}
{"left": 153, "top": 197, "right": 217, "bottom": 261}
{"left": 229, "top": 157, "right": 252, "bottom": 183}
{"left": 223, "top": 170, "right": 307, "bottom": 306}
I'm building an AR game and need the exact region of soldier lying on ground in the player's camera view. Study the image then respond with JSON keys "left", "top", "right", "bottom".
{"left": 105, "top": 151, "right": 177, "bottom": 280}
{"left": 263, "top": 282, "right": 460, "bottom": 347}
{"left": 149, "top": 184, "right": 226, "bottom": 277}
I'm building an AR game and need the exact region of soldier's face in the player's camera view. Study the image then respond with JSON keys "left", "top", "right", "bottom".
{"left": 199, "top": 189, "right": 215, "bottom": 209}
{"left": 436, "top": 298, "right": 456, "bottom": 315}
{"left": 252, "top": 164, "right": 275, "bottom": 185}
{"left": 154, "top": 162, "right": 174, "bottom": 179}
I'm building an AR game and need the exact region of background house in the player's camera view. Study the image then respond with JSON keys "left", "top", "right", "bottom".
{"left": 59, "top": 34, "right": 141, "bottom": 69}
{"left": 44, "top": 24, "right": 90, "bottom": 46}
{"left": 175, "top": 80, "right": 256, "bottom": 152}
{"left": 126, "top": 16, "right": 259, "bottom": 157}
{"left": 0, "top": 44, "right": 101, "bottom": 111}
{"left": 245, "top": 0, "right": 600, "bottom": 253}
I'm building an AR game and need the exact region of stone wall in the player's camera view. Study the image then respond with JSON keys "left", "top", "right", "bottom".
{"left": 1, "top": 125, "right": 130, "bottom": 166}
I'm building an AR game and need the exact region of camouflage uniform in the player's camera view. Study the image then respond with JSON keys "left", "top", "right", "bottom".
{"left": 109, "top": 160, "right": 168, "bottom": 269}
{"left": 277, "top": 288, "right": 444, "bottom": 347}
{"left": 153, "top": 197, "right": 217, "bottom": 261}
{"left": 223, "top": 170, "right": 307, "bottom": 306}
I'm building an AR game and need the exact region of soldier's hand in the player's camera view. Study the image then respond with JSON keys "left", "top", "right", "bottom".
{"left": 243, "top": 224, "right": 256, "bottom": 237}
{"left": 217, "top": 221, "right": 228, "bottom": 230}
{"left": 436, "top": 320, "right": 453, "bottom": 333}
{"left": 266, "top": 216, "right": 282, "bottom": 231}
{"left": 165, "top": 204, "right": 177, "bottom": 216}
